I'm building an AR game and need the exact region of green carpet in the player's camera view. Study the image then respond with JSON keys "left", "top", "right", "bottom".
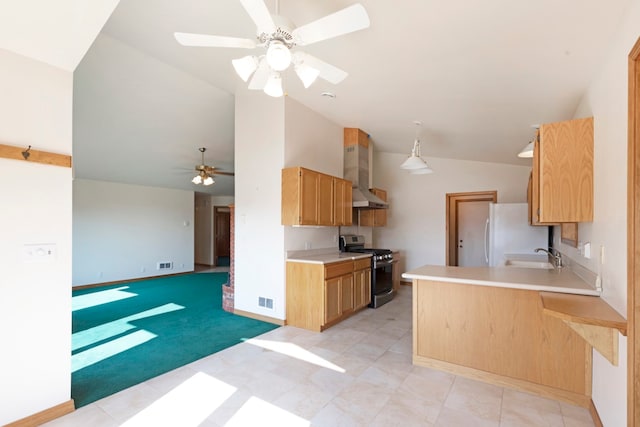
{"left": 71, "top": 273, "right": 278, "bottom": 407}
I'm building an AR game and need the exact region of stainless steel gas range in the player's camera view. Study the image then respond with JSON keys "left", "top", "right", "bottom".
{"left": 339, "top": 234, "right": 395, "bottom": 308}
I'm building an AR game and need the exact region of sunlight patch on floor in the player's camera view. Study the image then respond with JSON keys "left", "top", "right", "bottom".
{"left": 72, "top": 286, "right": 136, "bottom": 311}
{"left": 225, "top": 396, "right": 310, "bottom": 427}
{"left": 72, "top": 303, "right": 185, "bottom": 351}
{"left": 120, "top": 372, "right": 236, "bottom": 427}
{"left": 72, "top": 329, "right": 157, "bottom": 372}
{"left": 244, "top": 338, "right": 346, "bottom": 373}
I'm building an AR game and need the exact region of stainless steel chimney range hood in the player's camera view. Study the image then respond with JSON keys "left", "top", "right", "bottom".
{"left": 344, "top": 128, "right": 388, "bottom": 209}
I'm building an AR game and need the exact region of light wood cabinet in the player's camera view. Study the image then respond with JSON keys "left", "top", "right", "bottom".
{"left": 286, "top": 257, "right": 371, "bottom": 331}
{"left": 413, "top": 279, "right": 592, "bottom": 406}
{"left": 282, "top": 167, "right": 353, "bottom": 226}
{"left": 353, "top": 258, "right": 371, "bottom": 310}
{"left": 529, "top": 117, "right": 593, "bottom": 224}
{"left": 358, "top": 188, "right": 388, "bottom": 227}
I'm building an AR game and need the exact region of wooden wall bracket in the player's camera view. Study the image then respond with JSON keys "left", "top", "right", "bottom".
{"left": 540, "top": 292, "right": 627, "bottom": 366}
{"left": 0, "top": 143, "right": 71, "bottom": 168}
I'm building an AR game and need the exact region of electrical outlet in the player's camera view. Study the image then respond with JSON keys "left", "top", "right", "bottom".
{"left": 583, "top": 242, "right": 591, "bottom": 259}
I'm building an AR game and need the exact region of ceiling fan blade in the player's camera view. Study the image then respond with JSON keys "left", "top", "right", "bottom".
{"left": 248, "top": 58, "right": 270, "bottom": 90}
{"left": 297, "top": 52, "right": 348, "bottom": 84}
{"left": 292, "top": 3, "right": 370, "bottom": 46}
{"left": 174, "top": 32, "right": 256, "bottom": 49}
{"left": 239, "top": 0, "right": 276, "bottom": 34}
{"left": 213, "top": 171, "right": 235, "bottom": 177}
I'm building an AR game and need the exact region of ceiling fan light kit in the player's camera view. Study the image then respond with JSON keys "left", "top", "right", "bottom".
{"left": 174, "top": 1, "right": 370, "bottom": 97}
{"left": 191, "top": 147, "right": 234, "bottom": 186}
{"left": 401, "top": 121, "right": 434, "bottom": 174}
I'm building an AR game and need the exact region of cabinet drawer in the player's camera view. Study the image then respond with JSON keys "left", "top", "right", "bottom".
{"left": 353, "top": 258, "right": 371, "bottom": 271}
{"left": 325, "top": 261, "right": 353, "bottom": 279}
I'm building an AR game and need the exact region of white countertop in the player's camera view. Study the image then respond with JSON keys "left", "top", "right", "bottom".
{"left": 402, "top": 265, "right": 600, "bottom": 296}
{"left": 287, "top": 251, "right": 372, "bottom": 265}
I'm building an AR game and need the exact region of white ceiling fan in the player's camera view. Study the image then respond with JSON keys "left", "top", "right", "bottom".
{"left": 174, "top": 0, "right": 370, "bottom": 97}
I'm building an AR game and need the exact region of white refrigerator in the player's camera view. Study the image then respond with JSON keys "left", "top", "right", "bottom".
{"left": 485, "top": 203, "right": 549, "bottom": 266}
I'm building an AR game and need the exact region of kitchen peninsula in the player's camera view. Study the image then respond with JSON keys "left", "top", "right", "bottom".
{"left": 402, "top": 263, "right": 602, "bottom": 407}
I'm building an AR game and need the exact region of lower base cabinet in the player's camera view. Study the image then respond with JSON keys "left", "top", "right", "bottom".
{"left": 287, "top": 258, "right": 371, "bottom": 331}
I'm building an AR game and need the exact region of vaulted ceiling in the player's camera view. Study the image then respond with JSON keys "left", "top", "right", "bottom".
{"left": 9, "top": 1, "right": 632, "bottom": 195}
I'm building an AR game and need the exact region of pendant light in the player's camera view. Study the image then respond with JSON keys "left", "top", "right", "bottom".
{"left": 517, "top": 141, "right": 534, "bottom": 158}
{"left": 517, "top": 125, "right": 539, "bottom": 158}
{"left": 400, "top": 121, "right": 433, "bottom": 173}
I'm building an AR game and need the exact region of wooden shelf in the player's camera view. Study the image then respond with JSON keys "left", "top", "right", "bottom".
{"left": 540, "top": 292, "right": 627, "bottom": 366}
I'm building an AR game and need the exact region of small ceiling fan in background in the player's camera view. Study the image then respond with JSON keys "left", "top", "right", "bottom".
{"left": 192, "top": 147, "right": 234, "bottom": 186}
{"left": 174, "top": 0, "right": 370, "bottom": 97}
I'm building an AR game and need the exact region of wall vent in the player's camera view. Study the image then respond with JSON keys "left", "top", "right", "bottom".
{"left": 157, "top": 262, "right": 173, "bottom": 270}
{"left": 258, "top": 297, "right": 274, "bottom": 310}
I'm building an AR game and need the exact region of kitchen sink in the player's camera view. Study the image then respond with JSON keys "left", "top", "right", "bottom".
{"left": 503, "top": 259, "right": 555, "bottom": 269}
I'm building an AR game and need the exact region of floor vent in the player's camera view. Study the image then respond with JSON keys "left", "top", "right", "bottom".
{"left": 258, "top": 297, "right": 274, "bottom": 310}
{"left": 157, "top": 262, "right": 173, "bottom": 270}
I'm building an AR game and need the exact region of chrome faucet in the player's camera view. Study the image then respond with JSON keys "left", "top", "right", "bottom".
{"left": 534, "top": 247, "right": 563, "bottom": 268}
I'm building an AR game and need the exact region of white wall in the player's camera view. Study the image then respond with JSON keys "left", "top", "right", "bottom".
{"left": 234, "top": 93, "right": 345, "bottom": 319}
{"left": 0, "top": 49, "right": 73, "bottom": 425}
{"left": 234, "top": 88, "right": 286, "bottom": 318}
{"left": 284, "top": 98, "right": 344, "bottom": 252}
{"left": 554, "top": 3, "right": 640, "bottom": 425}
{"left": 372, "top": 152, "right": 531, "bottom": 272}
{"left": 73, "top": 179, "right": 194, "bottom": 286}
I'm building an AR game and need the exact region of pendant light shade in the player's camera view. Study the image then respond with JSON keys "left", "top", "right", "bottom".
{"left": 401, "top": 121, "right": 434, "bottom": 174}
{"left": 517, "top": 140, "right": 534, "bottom": 158}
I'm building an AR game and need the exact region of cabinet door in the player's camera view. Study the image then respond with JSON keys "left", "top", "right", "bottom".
{"left": 538, "top": 117, "right": 593, "bottom": 223}
{"left": 317, "top": 173, "right": 334, "bottom": 225}
{"left": 300, "top": 168, "right": 319, "bottom": 225}
{"left": 333, "top": 178, "right": 353, "bottom": 226}
{"left": 325, "top": 277, "right": 341, "bottom": 323}
{"left": 340, "top": 274, "right": 354, "bottom": 314}
{"left": 354, "top": 270, "right": 364, "bottom": 309}
{"left": 373, "top": 189, "right": 387, "bottom": 226}
{"left": 359, "top": 188, "right": 387, "bottom": 227}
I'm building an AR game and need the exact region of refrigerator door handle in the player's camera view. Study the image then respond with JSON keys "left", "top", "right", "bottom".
{"left": 484, "top": 218, "right": 490, "bottom": 265}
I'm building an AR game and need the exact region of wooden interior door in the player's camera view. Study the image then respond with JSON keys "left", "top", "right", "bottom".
{"left": 214, "top": 207, "right": 230, "bottom": 265}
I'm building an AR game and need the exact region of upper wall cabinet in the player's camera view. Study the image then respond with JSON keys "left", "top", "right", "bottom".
{"left": 282, "top": 166, "right": 352, "bottom": 226}
{"left": 529, "top": 117, "right": 593, "bottom": 224}
{"left": 358, "top": 188, "right": 388, "bottom": 227}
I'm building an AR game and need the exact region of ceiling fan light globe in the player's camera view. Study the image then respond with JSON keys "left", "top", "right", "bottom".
{"left": 232, "top": 55, "right": 259, "bottom": 82}
{"left": 203, "top": 176, "right": 215, "bottom": 186}
{"left": 192, "top": 175, "right": 203, "bottom": 184}
{"left": 266, "top": 41, "right": 292, "bottom": 71}
{"left": 295, "top": 63, "right": 320, "bottom": 88}
{"left": 263, "top": 73, "right": 284, "bottom": 97}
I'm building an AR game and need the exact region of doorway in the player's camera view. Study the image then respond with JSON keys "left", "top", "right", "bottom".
{"left": 446, "top": 191, "right": 497, "bottom": 266}
{"left": 214, "top": 206, "right": 231, "bottom": 266}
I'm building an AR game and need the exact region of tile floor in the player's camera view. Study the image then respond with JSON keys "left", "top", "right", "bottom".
{"left": 45, "top": 286, "right": 595, "bottom": 426}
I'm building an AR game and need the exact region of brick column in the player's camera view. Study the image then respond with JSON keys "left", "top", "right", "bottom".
{"left": 222, "top": 204, "right": 235, "bottom": 312}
